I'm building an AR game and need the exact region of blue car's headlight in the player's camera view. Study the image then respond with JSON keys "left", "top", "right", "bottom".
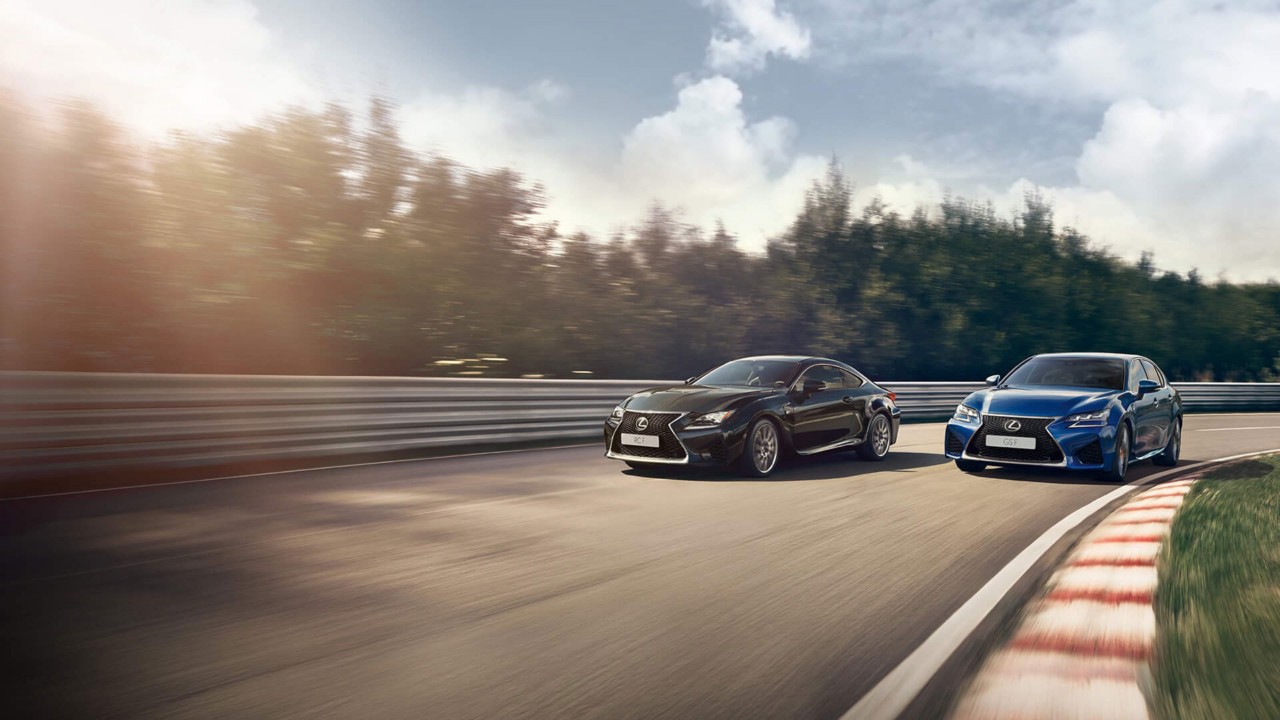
{"left": 953, "top": 404, "right": 980, "bottom": 423}
{"left": 688, "top": 410, "right": 733, "bottom": 427}
{"left": 1065, "top": 410, "right": 1108, "bottom": 426}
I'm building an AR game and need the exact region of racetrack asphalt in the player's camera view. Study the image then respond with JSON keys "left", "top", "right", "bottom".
{"left": 3, "top": 414, "right": 1279, "bottom": 719}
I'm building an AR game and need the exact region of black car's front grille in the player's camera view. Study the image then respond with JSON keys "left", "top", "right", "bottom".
{"left": 967, "top": 415, "right": 1064, "bottom": 464}
{"left": 1076, "top": 439, "right": 1104, "bottom": 465}
{"left": 945, "top": 430, "right": 965, "bottom": 455}
{"left": 610, "top": 411, "right": 686, "bottom": 461}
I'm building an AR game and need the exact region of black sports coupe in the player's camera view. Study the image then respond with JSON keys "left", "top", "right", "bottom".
{"left": 603, "top": 356, "right": 901, "bottom": 477}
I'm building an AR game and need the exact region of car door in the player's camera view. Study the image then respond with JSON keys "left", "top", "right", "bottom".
{"left": 839, "top": 369, "right": 870, "bottom": 439}
{"left": 1140, "top": 358, "right": 1174, "bottom": 449}
{"left": 1128, "top": 359, "right": 1160, "bottom": 455}
{"left": 789, "top": 365, "right": 856, "bottom": 452}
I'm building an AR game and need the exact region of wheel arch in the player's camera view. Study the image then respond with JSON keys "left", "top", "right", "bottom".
{"left": 750, "top": 410, "right": 791, "bottom": 452}
{"left": 864, "top": 404, "right": 895, "bottom": 440}
{"left": 1118, "top": 414, "right": 1136, "bottom": 449}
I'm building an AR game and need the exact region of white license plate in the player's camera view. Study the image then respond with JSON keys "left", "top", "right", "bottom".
{"left": 621, "top": 433, "right": 660, "bottom": 448}
{"left": 985, "top": 435, "right": 1036, "bottom": 450}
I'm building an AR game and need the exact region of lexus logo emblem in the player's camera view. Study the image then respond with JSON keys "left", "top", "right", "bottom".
{"left": 636, "top": 416, "right": 649, "bottom": 431}
{"left": 1003, "top": 419, "right": 1022, "bottom": 432}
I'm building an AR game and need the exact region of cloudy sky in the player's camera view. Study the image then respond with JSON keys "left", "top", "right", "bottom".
{"left": 3, "top": 0, "right": 1280, "bottom": 281}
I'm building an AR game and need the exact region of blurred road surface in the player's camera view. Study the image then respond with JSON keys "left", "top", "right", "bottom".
{"left": 3, "top": 415, "right": 1279, "bottom": 719}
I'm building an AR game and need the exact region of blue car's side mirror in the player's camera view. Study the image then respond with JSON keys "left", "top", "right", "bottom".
{"left": 1137, "top": 378, "right": 1160, "bottom": 396}
{"left": 985, "top": 374, "right": 1001, "bottom": 386}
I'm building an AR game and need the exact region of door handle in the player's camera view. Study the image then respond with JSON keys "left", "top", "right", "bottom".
{"left": 842, "top": 396, "right": 856, "bottom": 404}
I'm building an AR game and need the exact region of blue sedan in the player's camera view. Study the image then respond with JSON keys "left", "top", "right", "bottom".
{"left": 944, "top": 353, "right": 1182, "bottom": 482}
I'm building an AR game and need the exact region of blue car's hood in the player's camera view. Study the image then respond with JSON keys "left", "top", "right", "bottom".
{"left": 966, "top": 385, "right": 1121, "bottom": 419}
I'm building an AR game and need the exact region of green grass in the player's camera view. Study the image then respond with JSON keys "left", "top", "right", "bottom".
{"left": 1153, "top": 455, "right": 1280, "bottom": 720}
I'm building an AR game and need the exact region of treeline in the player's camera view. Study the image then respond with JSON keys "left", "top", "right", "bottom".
{"left": 2, "top": 92, "right": 1278, "bottom": 381}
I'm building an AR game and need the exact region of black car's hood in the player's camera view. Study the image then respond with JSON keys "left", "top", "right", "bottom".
{"left": 967, "top": 385, "right": 1122, "bottom": 418}
{"left": 623, "top": 384, "right": 779, "bottom": 414}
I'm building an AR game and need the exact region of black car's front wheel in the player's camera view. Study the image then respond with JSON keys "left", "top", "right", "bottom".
{"left": 856, "top": 413, "right": 892, "bottom": 461}
{"left": 738, "top": 417, "right": 781, "bottom": 477}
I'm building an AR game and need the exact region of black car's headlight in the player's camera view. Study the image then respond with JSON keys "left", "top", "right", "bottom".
{"left": 1065, "top": 410, "right": 1108, "bottom": 427}
{"left": 687, "top": 410, "right": 733, "bottom": 427}
{"left": 608, "top": 404, "right": 625, "bottom": 424}
{"left": 953, "top": 404, "right": 980, "bottom": 423}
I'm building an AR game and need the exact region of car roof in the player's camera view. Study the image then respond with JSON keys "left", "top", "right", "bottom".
{"left": 1031, "top": 352, "right": 1143, "bottom": 361}
{"left": 733, "top": 355, "right": 865, "bottom": 377}
{"left": 736, "top": 355, "right": 847, "bottom": 366}
{"left": 736, "top": 355, "right": 813, "bottom": 362}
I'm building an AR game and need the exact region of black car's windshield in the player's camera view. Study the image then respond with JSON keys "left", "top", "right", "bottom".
{"left": 697, "top": 360, "right": 797, "bottom": 387}
{"left": 1003, "top": 357, "right": 1125, "bottom": 391}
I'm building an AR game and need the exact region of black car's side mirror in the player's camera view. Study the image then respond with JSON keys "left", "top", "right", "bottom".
{"left": 985, "top": 374, "right": 1001, "bottom": 386}
{"left": 1137, "top": 378, "right": 1159, "bottom": 396}
{"left": 800, "top": 379, "right": 826, "bottom": 395}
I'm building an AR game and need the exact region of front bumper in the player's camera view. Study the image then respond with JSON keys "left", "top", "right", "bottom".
{"left": 944, "top": 414, "right": 1118, "bottom": 471}
{"left": 603, "top": 411, "right": 747, "bottom": 467}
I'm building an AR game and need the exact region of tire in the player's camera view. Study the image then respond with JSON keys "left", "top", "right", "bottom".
{"left": 738, "top": 417, "right": 781, "bottom": 477}
{"left": 1100, "top": 423, "right": 1131, "bottom": 483}
{"left": 955, "top": 459, "right": 986, "bottom": 472}
{"left": 857, "top": 413, "right": 893, "bottom": 461}
{"left": 1153, "top": 418, "right": 1181, "bottom": 467}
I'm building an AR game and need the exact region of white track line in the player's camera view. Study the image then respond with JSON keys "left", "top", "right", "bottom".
{"left": 841, "top": 447, "right": 1280, "bottom": 720}
{"left": 1195, "top": 426, "right": 1280, "bottom": 431}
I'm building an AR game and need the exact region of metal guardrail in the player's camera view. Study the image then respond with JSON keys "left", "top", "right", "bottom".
{"left": 2, "top": 372, "right": 1278, "bottom": 480}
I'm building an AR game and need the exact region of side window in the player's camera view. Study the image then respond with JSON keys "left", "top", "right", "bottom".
{"left": 1140, "top": 359, "right": 1164, "bottom": 387}
{"left": 1127, "top": 360, "right": 1148, "bottom": 392}
{"left": 840, "top": 370, "right": 865, "bottom": 389}
{"left": 800, "top": 365, "right": 843, "bottom": 389}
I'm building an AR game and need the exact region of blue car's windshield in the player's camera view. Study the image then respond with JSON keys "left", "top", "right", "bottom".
{"left": 697, "top": 360, "right": 797, "bottom": 387}
{"left": 1003, "top": 357, "right": 1125, "bottom": 391}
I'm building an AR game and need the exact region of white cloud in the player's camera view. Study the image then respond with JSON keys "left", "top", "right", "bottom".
{"left": 396, "top": 74, "right": 826, "bottom": 249}
{"left": 398, "top": 81, "right": 567, "bottom": 172}
{"left": 809, "top": 0, "right": 1280, "bottom": 106}
{"left": 621, "top": 76, "right": 824, "bottom": 246}
{"left": 704, "top": 0, "right": 812, "bottom": 74}
{"left": 397, "top": 79, "right": 644, "bottom": 238}
{"left": 808, "top": 0, "right": 1280, "bottom": 280}
{"left": 0, "top": 0, "right": 316, "bottom": 136}
{"left": 1069, "top": 96, "right": 1280, "bottom": 277}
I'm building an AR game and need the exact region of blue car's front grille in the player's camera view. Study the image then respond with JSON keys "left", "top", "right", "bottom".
{"left": 967, "top": 415, "right": 1064, "bottom": 464}
{"left": 945, "top": 430, "right": 965, "bottom": 455}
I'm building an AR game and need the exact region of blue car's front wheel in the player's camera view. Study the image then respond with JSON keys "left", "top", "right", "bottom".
{"left": 1153, "top": 418, "right": 1181, "bottom": 467}
{"left": 1100, "top": 424, "right": 1131, "bottom": 482}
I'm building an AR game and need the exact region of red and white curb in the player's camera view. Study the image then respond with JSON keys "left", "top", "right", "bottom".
{"left": 951, "top": 475, "right": 1203, "bottom": 720}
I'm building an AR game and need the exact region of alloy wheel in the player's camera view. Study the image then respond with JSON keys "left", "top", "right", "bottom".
{"left": 753, "top": 421, "right": 779, "bottom": 474}
{"left": 871, "top": 415, "right": 891, "bottom": 457}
